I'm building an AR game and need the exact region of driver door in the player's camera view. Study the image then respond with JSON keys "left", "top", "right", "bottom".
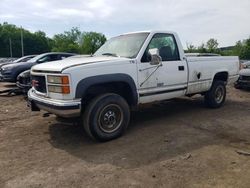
{"left": 137, "top": 33, "right": 188, "bottom": 103}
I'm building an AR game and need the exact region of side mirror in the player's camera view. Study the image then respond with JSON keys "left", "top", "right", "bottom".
{"left": 149, "top": 48, "right": 162, "bottom": 65}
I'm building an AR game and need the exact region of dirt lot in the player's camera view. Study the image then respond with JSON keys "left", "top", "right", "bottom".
{"left": 0, "top": 83, "right": 250, "bottom": 188}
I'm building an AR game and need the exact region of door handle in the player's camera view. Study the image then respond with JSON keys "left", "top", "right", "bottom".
{"left": 178, "top": 66, "right": 185, "bottom": 71}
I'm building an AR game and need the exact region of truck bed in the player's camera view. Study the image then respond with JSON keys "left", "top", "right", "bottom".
{"left": 186, "top": 56, "right": 239, "bottom": 94}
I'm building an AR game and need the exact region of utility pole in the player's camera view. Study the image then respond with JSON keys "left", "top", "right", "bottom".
{"left": 9, "top": 38, "right": 12, "bottom": 58}
{"left": 21, "top": 26, "right": 24, "bottom": 56}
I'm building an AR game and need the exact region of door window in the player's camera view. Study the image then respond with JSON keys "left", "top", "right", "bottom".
{"left": 142, "top": 33, "right": 180, "bottom": 62}
{"left": 49, "top": 54, "right": 60, "bottom": 61}
{"left": 60, "top": 54, "right": 72, "bottom": 60}
{"left": 37, "top": 56, "right": 50, "bottom": 63}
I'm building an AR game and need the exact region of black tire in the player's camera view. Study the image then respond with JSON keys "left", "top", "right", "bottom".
{"left": 82, "top": 93, "right": 130, "bottom": 142}
{"left": 204, "top": 80, "right": 226, "bottom": 108}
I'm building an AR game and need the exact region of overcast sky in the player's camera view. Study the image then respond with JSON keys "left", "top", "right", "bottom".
{"left": 0, "top": 0, "right": 250, "bottom": 47}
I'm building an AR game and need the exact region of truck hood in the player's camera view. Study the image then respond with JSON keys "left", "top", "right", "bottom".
{"left": 31, "top": 56, "right": 129, "bottom": 73}
{"left": 239, "top": 69, "right": 250, "bottom": 76}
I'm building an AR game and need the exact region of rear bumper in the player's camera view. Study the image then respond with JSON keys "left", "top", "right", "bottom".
{"left": 28, "top": 89, "right": 81, "bottom": 118}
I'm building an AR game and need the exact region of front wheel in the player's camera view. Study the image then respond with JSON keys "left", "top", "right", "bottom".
{"left": 204, "top": 81, "right": 226, "bottom": 108}
{"left": 83, "top": 93, "right": 130, "bottom": 142}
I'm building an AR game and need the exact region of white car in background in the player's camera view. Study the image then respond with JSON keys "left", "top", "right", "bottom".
{"left": 235, "top": 61, "right": 250, "bottom": 89}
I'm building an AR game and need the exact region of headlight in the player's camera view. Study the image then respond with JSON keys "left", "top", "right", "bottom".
{"left": 47, "top": 75, "right": 70, "bottom": 94}
{"left": 2, "top": 66, "right": 12, "bottom": 71}
{"left": 47, "top": 75, "right": 69, "bottom": 84}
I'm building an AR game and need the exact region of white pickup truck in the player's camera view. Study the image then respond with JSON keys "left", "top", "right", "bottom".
{"left": 28, "top": 31, "right": 239, "bottom": 141}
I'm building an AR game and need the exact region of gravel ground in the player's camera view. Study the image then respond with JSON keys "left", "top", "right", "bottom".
{"left": 0, "top": 82, "right": 250, "bottom": 188}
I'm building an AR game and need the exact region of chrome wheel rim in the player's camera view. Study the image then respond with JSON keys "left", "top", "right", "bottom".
{"left": 215, "top": 86, "right": 224, "bottom": 103}
{"left": 98, "top": 104, "right": 123, "bottom": 133}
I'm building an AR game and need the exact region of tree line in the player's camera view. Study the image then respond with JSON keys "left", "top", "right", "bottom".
{"left": 0, "top": 22, "right": 106, "bottom": 57}
{"left": 186, "top": 38, "right": 250, "bottom": 60}
{"left": 1, "top": 22, "right": 250, "bottom": 59}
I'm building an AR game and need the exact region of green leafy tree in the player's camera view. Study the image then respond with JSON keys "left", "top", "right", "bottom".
{"left": 51, "top": 27, "right": 81, "bottom": 53}
{"left": 222, "top": 38, "right": 250, "bottom": 59}
{"left": 206, "top": 38, "right": 219, "bottom": 53}
{"left": 197, "top": 43, "right": 207, "bottom": 53}
{"left": 0, "top": 22, "right": 51, "bottom": 57}
{"left": 186, "top": 39, "right": 220, "bottom": 54}
{"left": 23, "top": 31, "right": 51, "bottom": 55}
{"left": 234, "top": 38, "right": 250, "bottom": 59}
{"left": 0, "top": 22, "right": 23, "bottom": 57}
{"left": 80, "top": 32, "right": 106, "bottom": 54}
{"left": 186, "top": 43, "right": 197, "bottom": 53}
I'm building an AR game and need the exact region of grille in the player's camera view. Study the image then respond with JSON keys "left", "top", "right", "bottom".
{"left": 241, "top": 76, "right": 250, "bottom": 81}
{"left": 31, "top": 75, "right": 46, "bottom": 93}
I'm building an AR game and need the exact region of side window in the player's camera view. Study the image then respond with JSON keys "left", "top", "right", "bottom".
{"left": 51, "top": 54, "right": 60, "bottom": 61}
{"left": 21, "top": 57, "right": 30, "bottom": 62}
{"left": 24, "top": 57, "right": 33, "bottom": 62}
{"left": 60, "top": 54, "right": 71, "bottom": 60}
{"left": 37, "top": 55, "right": 51, "bottom": 63}
{"left": 141, "top": 33, "right": 180, "bottom": 62}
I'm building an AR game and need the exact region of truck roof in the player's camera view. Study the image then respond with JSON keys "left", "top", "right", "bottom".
{"left": 121, "top": 30, "right": 177, "bottom": 36}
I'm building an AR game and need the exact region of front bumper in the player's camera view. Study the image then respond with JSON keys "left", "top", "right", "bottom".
{"left": 0, "top": 71, "right": 15, "bottom": 82}
{"left": 28, "top": 89, "right": 81, "bottom": 118}
{"left": 235, "top": 80, "right": 250, "bottom": 88}
{"left": 16, "top": 81, "right": 31, "bottom": 90}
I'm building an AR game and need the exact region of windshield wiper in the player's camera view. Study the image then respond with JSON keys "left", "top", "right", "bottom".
{"left": 102, "top": 53, "right": 118, "bottom": 57}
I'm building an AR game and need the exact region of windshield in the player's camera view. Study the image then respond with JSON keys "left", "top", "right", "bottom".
{"left": 13, "top": 55, "right": 36, "bottom": 63}
{"left": 27, "top": 54, "right": 46, "bottom": 63}
{"left": 13, "top": 57, "right": 25, "bottom": 63}
{"left": 94, "top": 33, "right": 149, "bottom": 58}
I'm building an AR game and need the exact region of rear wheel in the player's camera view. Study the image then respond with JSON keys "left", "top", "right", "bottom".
{"left": 82, "top": 93, "right": 130, "bottom": 141}
{"left": 204, "top": 81, "right": 226, "bottom": 108}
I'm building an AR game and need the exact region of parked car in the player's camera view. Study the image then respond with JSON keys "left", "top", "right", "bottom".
{"left": 0, "top": 58, "right": 17, "bottom": 65}
{"left": 0, "top": 55, "right": 37, "bottom": 68}
{"left": 235, "top": 61, "right": 250, "bottom": 89}
{"left": 0, "top": 52, "right": 76, "bottom": 82}
{"left": 28, "top": 30, "right": 239, "bottom": 141}
{"left": 16, "top": 70, "right": 33, "bottom": 93}
{"left": 16, "top": 54, "right": 77, "bottom": 93}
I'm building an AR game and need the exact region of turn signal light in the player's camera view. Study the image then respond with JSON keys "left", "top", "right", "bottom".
{"left": 62, "top": 86, "right": 70, "bottom": 94}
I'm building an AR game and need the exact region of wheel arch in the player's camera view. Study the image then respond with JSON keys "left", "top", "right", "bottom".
{"left": 212, "top": 71, "right": 229, "bottom": 83}
{"left": 75, "top": 73, "right": 138, "bottom": 107}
